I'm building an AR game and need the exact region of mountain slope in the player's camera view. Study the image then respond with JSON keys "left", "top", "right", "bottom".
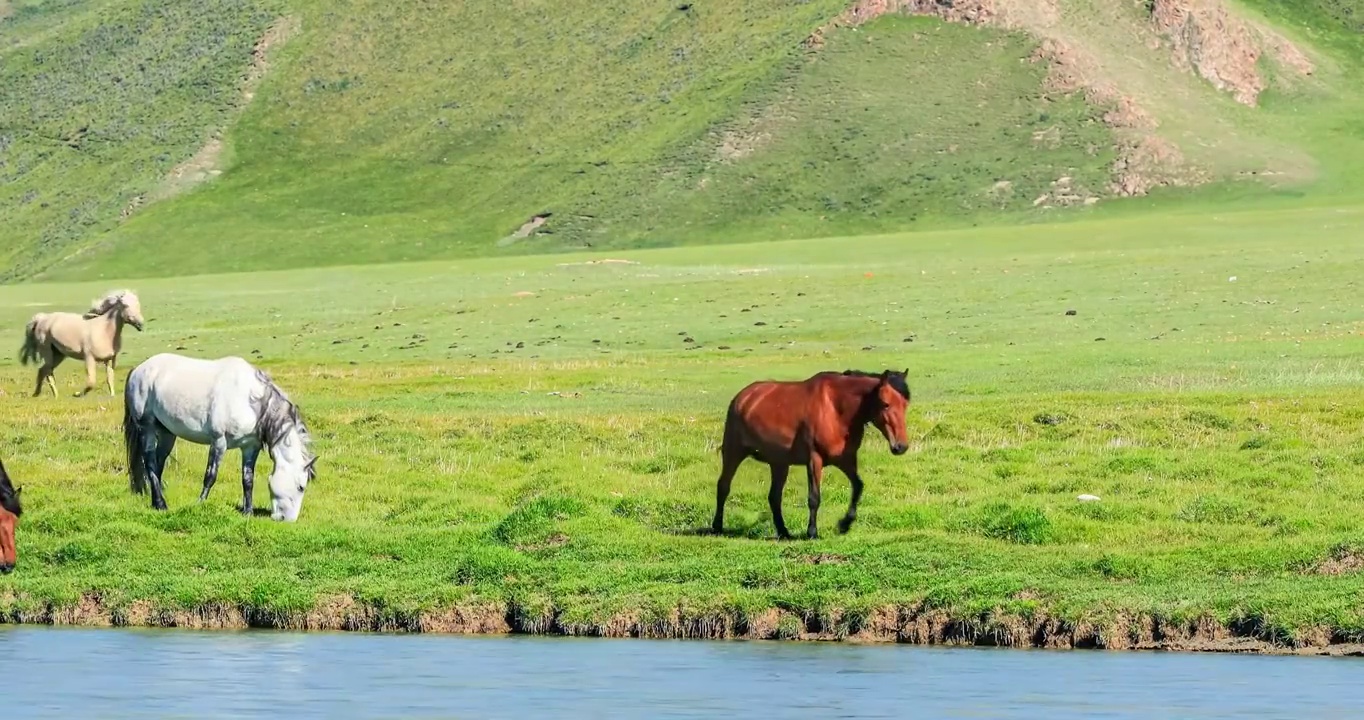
{"left": 3, "top": 0, "right": 1363, "bottom": 281}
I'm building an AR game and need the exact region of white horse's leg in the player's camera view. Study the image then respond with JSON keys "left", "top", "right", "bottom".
{"left": 153, "top": 427, "right": 177, "bottom": 483}
{"left": 140, "top": 421, "right": 169, "bottom": 511}
{"left": 199, "top": 439, "right": 226, "bottom": 503}
{"left": 240, "top": 445, "right": 261, "bottom": 517}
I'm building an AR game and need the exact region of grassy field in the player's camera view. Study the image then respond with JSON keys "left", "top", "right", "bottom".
{"left": 3, "top": 202, "right": 1364, "bottom": 649}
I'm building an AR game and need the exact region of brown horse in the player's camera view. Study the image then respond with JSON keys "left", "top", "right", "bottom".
{"left": 712, "top": 369, "right": 911, "bottom": 540}
{"left": 0, "top": 457, "right": 22, "bottom": 574}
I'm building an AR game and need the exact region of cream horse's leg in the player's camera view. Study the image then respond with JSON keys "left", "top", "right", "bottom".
{"left": 105, "top": 355, "right": 117, "bottom": 396}
{"left": 78, "top": 354, "right": 97, "bottom": 397}
{"left": 35, "top": 349, "right": 62, "bottom": 398}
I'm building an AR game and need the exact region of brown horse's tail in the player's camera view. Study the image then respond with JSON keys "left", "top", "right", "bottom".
{"left": 719, "top": 397, "right": 747, "bottom": 457}
{"left": 19, "top": 318, "right": 41, "bottom": 366}
{"left": 124, "top": 385, "right": 147, "bottom": 495}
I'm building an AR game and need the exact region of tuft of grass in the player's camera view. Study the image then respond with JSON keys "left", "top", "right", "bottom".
{"left": 973, "top": 504, "right": 1056, "bottom": 545}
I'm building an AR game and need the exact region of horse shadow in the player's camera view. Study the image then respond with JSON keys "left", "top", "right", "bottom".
{"left": 674, "top": 519, "right": 773, "bottom": 541}
{"left": 235, "top": 504, "right": 274, "bottom": 518}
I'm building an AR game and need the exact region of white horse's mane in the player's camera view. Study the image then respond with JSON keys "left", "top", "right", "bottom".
{"left": 252, "top": 369, "right": 316, "bottom": 472}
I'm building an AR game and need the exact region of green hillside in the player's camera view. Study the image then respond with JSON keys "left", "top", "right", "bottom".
{"left": 2, "top": 0, "right": 1364, "bottom": 281}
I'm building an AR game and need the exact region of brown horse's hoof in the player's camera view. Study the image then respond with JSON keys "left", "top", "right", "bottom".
{"left": 837, "top": 517, "right": 855, "bottom": 534}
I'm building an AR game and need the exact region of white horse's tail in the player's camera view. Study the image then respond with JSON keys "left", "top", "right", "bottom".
{"left": 19, "top": 317, "right": 43, "bottom": 366}
{"left": 124, "top": 381, "right": 146, "bottom": 495}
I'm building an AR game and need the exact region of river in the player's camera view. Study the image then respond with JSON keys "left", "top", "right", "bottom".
{"left": 0, "top": 626, "right": 1359, "bottom": 718}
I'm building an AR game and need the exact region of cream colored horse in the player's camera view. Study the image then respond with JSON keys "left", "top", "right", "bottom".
{"left": 20, "top": 290, "right": 145, "bottom": 397}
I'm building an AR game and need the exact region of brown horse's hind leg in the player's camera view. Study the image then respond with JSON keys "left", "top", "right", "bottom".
{"left": 711, "top": 448, "right": 744, "bottom": 535}
{"left": 768, "top": 464, "right": 792, "bottom": 540}
{"left": 836, "top": 459, "right": 865, "bottom": 535}
{"left": 805, "top": 456, "right": 824, "bottom": 540}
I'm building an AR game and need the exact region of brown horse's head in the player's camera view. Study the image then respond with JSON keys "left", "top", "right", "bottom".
{"left": 84, "top": 289, "right": 144, "bottom": 331}
{"left": 871, "top": 369, "right": 911, "bottom": 456}
{"left": 0, "top": 459, "right": 22, "bottom": 575}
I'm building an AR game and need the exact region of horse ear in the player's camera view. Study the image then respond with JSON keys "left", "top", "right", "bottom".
{"left": 14, "top": 487, "right": 20, "bottom": 496}
{"left": 305, "top": 457, "right": 318, "bottom": 472}
{"left": 880, "top": 369, "right": 891, "bottom": 382}
{"left": 903, "top": 367, "right": 909, "bottom": 377}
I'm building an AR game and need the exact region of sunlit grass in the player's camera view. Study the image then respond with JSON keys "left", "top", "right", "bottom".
{"left": 4, "top": 207, "right": 1364, "bottom": 643}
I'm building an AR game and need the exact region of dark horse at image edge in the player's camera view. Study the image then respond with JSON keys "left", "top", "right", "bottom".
{"left": 0, "top": 456, "right": 23, "bottom": 574}
{"left": 712, "top": 368, "right": 911, "bottom": 540}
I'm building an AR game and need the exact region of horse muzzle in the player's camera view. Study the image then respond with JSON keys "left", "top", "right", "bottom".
{"left": 890, "top": 442, "right": 909, "bottom": 456}
{"left": 0, "top": 563, "right": 13, "bottom": 575}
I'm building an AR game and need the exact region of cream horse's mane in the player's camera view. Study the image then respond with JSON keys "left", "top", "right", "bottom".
{"left": 83, "top": 289, "right": 139, "bottom": 319}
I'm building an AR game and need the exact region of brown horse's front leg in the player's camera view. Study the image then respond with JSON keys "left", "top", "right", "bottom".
{"left": 836, "top": 459, "right": 865, "bottom": 535}
{"left": 711, "top": 448, "right": 744, "bottom": 535}
{"left": 805, "top": 456, "right": 823, "bottom": 540}
{"left": 768, "top": 464, "right": 792, "bottom": 540}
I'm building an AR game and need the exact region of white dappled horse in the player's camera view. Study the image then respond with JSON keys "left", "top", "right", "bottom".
{"left": 123, "top": 353, "right": 317, "bottom": 521}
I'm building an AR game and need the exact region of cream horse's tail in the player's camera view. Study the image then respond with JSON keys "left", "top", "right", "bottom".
{"left": 18, "top": 315, "right": 47, "bottom": 366}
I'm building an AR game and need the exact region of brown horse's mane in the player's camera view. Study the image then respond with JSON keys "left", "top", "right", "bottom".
{"left": 837, "top": 368, "right": 911, "bottom": 401}
{"left": 0, "top": 459, "right": 21, "bottom": 517}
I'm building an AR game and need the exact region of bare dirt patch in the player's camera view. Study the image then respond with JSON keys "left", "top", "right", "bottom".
{"left": 510, "top": 214, "right": 550, "bottom": 239}
{"left": 1111, "top": 136, "right": 1208, "bottom": 196}
{"left": 713, "top": 85, "right": 798, "bottom": 164}
{"left": 1311, "top": 545, "right": 1364, "bottom": 576}
{"left": 122, "top": 16, "right": 299, "bottom": 218}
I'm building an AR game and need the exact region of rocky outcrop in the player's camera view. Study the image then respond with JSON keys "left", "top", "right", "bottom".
{"left": 803, "top": 0, "right": 1316, "bottom": 197}
{"left": 1148, "top": 0, "right": 1314, "bottom": 107}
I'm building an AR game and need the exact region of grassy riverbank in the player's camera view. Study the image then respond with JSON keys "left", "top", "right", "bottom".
{"left": 4, "top": 203, "right": 1364, "bottom": 652}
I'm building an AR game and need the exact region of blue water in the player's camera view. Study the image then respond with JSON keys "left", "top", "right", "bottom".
{"left": 0, "top": 626, "right": 1360, "bottom": 719}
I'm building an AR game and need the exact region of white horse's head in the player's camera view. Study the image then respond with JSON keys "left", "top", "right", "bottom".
{"left": 255, "top": 375, "right": 316, "bottom": 522}
{"left": 267, "top": 423, "right": 315, "bottom": 522}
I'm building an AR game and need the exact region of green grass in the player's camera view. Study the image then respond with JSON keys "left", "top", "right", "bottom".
{"left": 3, "top": 0, "right": 1363, "bottom": 281}
{"left": 4, "top": 202, "right": 1364, "bottom": 643}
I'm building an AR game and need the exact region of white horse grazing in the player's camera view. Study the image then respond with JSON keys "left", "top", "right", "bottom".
{"left": 123, "top": 353, "right": 317, "bottom": 522}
